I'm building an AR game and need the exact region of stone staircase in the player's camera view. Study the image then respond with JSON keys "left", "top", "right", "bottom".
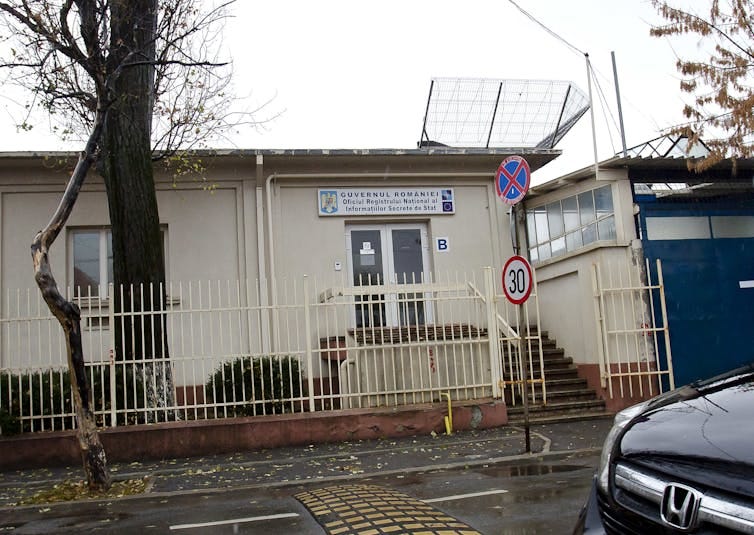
{"left": 504, "top": 328, "right": 612, "bottom": 424}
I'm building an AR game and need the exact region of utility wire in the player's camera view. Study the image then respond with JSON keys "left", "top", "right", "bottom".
{"left": 508, "top": 0, "right": 636, "bottom": 154}
{"left": 507, "top": 0, "right": 585, "bottom": 57}
{"left": 591, "top": 67, "right": 621, "bottom": 154}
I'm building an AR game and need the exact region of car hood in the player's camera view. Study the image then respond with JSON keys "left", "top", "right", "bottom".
{"left": 620, "top": 370, "right": 754, "bottom": 467}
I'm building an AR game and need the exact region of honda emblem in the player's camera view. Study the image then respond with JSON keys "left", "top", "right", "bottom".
{"left": 661, "top": 483, "right": 702, "bottom": 531}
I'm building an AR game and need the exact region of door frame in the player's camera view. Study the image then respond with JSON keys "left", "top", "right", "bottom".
{"left": 345, "top": 222, "right": 432, "bottom": 327}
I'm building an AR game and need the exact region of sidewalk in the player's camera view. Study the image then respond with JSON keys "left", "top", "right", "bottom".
{"left": 0, "top": 417, "right": 614, "bottom": 508}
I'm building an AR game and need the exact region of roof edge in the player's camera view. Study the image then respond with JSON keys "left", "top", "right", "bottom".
{"left": 0, "top": 147, "right": 562, "bottom": 159}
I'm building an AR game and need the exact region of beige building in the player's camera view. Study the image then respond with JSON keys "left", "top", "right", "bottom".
{"left": 2, "top": 145, "right": 690, "bottom": 420}
{"left": 2, "top": 148, "right": 570, "bottom": 421}
{"left": 521, "top": 165, "right": 658, "bottom": 411}
{"left": 6, "top": 134, "right": 744, "bottom": 435}
{"left": 1, "top": 148, "right": 559, "bottom": 296}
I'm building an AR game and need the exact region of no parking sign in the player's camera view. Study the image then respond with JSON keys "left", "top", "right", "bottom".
{"left": 495, "top": 156, "right": 531, "bottom": 206}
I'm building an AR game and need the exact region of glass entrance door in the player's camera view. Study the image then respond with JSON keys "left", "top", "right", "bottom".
{"left": 391, "top": 228, "right": 425, "bottom": 326}
{"left": 347, "top": 224, "right": 430, "bottom": 328}
{"left": 349, "top": 228, "right": 386, "bottom": 327}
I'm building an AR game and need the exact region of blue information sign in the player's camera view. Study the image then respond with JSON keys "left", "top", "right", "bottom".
{"left": 495, "top": 156, "right": 531, "bottom": 206}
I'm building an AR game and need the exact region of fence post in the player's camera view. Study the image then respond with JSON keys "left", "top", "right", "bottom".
{"left": 303, "top": 276, "right": 315, "bottom": 412}
{"left": 484, "top": 267, "right": 502, "bottom": 399}
{"left": 656, "top": 259, "right": 675, "bottom": 391}
{"left": 530, "top": 269, "right": 547, "bottom": 404}
{"left": 108, "top": 283, "right": 117, "bottom": 427}
{"left": 591, "top": 264, "right": 609, "bottom": 392}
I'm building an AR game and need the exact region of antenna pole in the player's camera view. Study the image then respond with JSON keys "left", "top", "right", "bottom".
{"left": 585, "top": 54, "right": 600, "bottom": 179}
{"left": 611, "top": 51, "right": 628, "bottom": 157}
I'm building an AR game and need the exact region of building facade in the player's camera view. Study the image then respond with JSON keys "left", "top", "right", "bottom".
{"left": 522, "top": 142, "right": 754, "bottom": 407}
{"left": 1, "top": 148, "right": 561, "bottom": 428}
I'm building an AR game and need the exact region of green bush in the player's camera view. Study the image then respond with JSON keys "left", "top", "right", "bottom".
{"left": 205, "top": 355, "right": 303, "bottom": 417}
{"left": 0, "top": 406, "right": 21, "bottom": 436}
{"left": 0, "top": 364, "right": 146, "bottom": 434}
{"left": 0, "top": 369, "right": 70, "bottom": 434}
{"left": 86, "top": 363, "right": 147, "bottom": 425}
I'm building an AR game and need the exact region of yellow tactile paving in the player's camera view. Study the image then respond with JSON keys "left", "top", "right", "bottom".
{"left": 295, "top": 484, "right": 482, "bottom": 535}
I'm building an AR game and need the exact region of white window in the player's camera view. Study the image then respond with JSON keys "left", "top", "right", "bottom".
{"left": 526, "top": 185, "right": 616, "bottom": 263}
{"left": 70, "top": 229, "right": 112, "bottom": 298}
{"left": 69, "top": 227, "right": 167, "bottom": 298}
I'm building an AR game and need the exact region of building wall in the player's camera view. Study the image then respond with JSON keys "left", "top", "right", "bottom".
{"left": 1, "top": 183, "right": 246, "bottom": 293}
{"left": 535, "top": 245, "right": 636, "bottom": 365}
{"left": 523, "top": 169, "right": 636, "bottom": 368}
{"left": 159, "top": 186, "right": 243, "bottom": 283}
{"left": 0, "top": 163, "right": 250, "bottom": 371}
{"left": 267, "top": 176, "right": 512, "bottom": 380}
{"left": 273, "top": 179, "right": 508, "bottom": 283}
{"left": 0, "top": 153, "right": 522, "bottom": 384}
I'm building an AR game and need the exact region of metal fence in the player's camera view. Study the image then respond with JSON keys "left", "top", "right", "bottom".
{"left": 0, "top": 268, "right": 542, "bottom": 434}
{"left": 592, "top": 257, "right": 674, "bottom": 399}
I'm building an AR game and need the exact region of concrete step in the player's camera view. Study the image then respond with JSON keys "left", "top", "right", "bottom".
{"left": 509, "top": 384, "right": 599, "bottom": 404}
{"left": 507, "top": 338, "right": 557, "bottom": 350}
{"left": 503, "top": 327, "right": 609, "bottom": 424}
{"left": 508, "top": 411, "right": 615, "bottom": 425}
{"left": 523, "top": 327, "right": 548, "bottom": 339}
{"left": 507, "top": 399, "right": 608, "bottom": 422}
{"left": 544, "top": 377, "right": 590, "bottom": 391}
{"left": 534, "top": 357, "right": 576, "bottom": 371}
{"left": 503, "top": 344, "right": 561, "bottom": 357}
{"left": 514, "top": 353, "right": 573, "bottom": 364}
{"left": 507, "top": 366, "right": 580, "bottom": 381}
{"left": 539, "top": 347, "right": 566, "bottom": 358}
{"left": 531, "top": 388, "right": 600, "bottom": 403}
{"left": 506, "top": 354, "right": 573, "bottom": 368}
{"left": 510, "top": 399, "right": 606, "bottom": 413}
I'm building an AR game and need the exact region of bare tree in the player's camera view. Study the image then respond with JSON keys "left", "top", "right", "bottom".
{"left": 31, "top": 110, "right": 111, "bottom": 490}
{"left": 651, "top": 0, "right": 754, "bottom": 170}
{"left": 0, "top": 0, "right": 250, "bottom": 490}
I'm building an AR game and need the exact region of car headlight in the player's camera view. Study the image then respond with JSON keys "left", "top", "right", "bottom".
{"left": 597, "top": 400, "right": 650, "bottom": 494}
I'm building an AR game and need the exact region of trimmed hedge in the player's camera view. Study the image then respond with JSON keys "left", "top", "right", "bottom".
{"left": 205, "top": 355, "right": 303, "bottom": 416}
{"left": 0, "top": 364, "right": 145, "bottom": 435}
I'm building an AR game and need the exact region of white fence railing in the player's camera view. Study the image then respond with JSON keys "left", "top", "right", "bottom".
{"left": 0, "top": 268, "right": 542, "bottom": 434}
{"left": 592, "top": 257, "right": 674, "bottom": 399}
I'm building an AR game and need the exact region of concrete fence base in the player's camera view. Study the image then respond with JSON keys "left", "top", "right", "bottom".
{"left": 0, "top": 400, "right": 507, "bottom": 470}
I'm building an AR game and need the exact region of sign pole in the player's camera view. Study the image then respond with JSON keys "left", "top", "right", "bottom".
{"left": 512, "top": 204, "right": 531, "bottom": 453}
{"left": 496, "top": 155, "right": 533, "bottom": 454}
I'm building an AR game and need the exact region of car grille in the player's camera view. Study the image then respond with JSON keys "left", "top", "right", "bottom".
{"left": 596, "top": 489, "right": 660, "bottom": 535}
{"left": 610, "top": 461, "right": 754, "bottom": 534}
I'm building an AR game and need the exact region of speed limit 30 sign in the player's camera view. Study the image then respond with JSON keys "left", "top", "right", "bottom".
{"left": 502, "top": 255, "right": 533, "bottom": 305}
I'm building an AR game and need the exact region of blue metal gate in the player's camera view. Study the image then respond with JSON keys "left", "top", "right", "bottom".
{"left": 637, "top": 199, "right": 754, "bottom": 385}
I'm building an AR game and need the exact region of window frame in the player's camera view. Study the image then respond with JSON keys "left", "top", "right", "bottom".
{"left": 68, "top": 226, "right": 168, "bottom": 300}
{"left": 68, "top": 227, "right": 111, "bottom": 299}
{"left": 345, "top": 222, "right": 432, "bottom": 328}
{"left": 526, "top": 184, "right": 616, "bottom": 264}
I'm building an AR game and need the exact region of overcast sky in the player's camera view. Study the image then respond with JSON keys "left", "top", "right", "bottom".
{"left": 0, "top": 0, "right": 697, "bottom": 185}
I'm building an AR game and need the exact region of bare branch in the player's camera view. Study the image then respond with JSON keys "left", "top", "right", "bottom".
{"left": 651, "top": 0, "right": 754, "bottom": 169}
{"left": 0, "top": 0, "right": 262, "bottom": 156}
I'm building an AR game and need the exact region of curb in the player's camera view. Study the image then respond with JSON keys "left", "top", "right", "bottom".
{"left": 0, "top": 445, "right": 603, "bottom": 511}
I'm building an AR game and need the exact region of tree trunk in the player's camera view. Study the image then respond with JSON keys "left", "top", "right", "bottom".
{"left": 101, "top": 0, "right": 175, "bottom": 421}
{"left": 31, "top": 116, "right": 111, "bottom": 491}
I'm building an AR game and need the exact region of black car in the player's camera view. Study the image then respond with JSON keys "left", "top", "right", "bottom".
{"left": 575, "top": 364, "right": 754, "bottom": 534}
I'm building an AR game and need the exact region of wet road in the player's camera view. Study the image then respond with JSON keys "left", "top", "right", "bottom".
{"left": 2, "top": 452, "right": 599, "bottom": 534}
